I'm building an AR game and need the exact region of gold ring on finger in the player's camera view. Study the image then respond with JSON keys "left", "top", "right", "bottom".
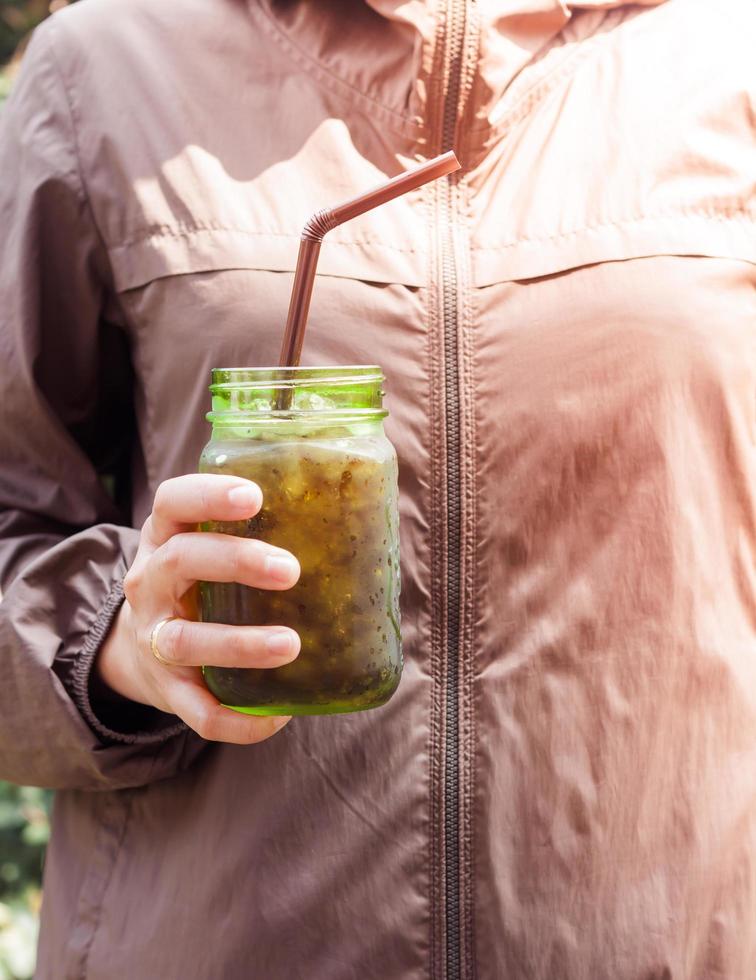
{"left": 150, "top": 616, "right": 178, "bottom": 667}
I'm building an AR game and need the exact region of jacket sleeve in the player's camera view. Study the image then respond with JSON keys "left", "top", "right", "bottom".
{"left": 0, "top": 21, "right": 205, "bottom": 790}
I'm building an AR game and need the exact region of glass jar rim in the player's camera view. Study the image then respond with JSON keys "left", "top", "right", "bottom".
{"left": 210, "top": 365, "right": 384, "bottom": 391}
{"left": 207, "top": 365, "right": 387, "bottom": 425}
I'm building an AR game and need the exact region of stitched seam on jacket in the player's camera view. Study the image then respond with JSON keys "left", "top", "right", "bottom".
{"left": 108, "top": 211, "right": 756, "bottom": 259}
{"left": 470, "top": 211, "right": 756, "bottom": 251}
{"left": 109, "top": 224, "right": 423, "bottom": 254}
{"left": 479, "top": 1, "right": 711, "bottom": 147}
{"left": 75, "top": 792, "right": 134, "bottom": 980}
{"left": 44, "top": 18, "right": 118, "bottom": 295}
{"left": 466, "top": 29, "right": 601, "bottom": 144}
{"left": 249, "top": 4, "right": 425, "bottom": 140}
{"left": 479, "top": 5, "right": 660, "bottom": 144}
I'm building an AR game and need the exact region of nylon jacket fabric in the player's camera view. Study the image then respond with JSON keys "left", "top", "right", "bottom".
{"left": 0, "top": 0, "right": 754, "bottom": 977}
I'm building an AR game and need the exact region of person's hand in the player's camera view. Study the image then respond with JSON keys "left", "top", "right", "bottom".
{"left": 96, "top": 474, "right": 301, "bottom": 743}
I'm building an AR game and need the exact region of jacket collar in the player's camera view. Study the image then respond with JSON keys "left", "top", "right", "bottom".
{"left": 253, "top": 1, "right": 668, "bottom": 157}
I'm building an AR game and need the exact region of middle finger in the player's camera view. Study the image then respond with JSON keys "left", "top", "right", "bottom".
{"left": 152, "top": 531, "right": 301, "bottom": 597}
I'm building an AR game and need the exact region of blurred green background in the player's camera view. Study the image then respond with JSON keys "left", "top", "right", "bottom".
{"left": 0, "top": 782, "right": 52, "bottom": 980}
{"left": 0, "top": 786, "right": 50, "bottom": 980}
{"left": 1, "top": 0, "right": 73, "bottom": 106}
{"left": 2, "top": 6, "right": 73, "bottom": 975}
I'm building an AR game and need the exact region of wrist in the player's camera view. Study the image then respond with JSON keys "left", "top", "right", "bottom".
{"left": 95, "top": 601, "right": 150, "bottom": 706}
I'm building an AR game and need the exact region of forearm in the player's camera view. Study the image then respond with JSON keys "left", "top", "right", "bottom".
{"left": 0, "top": 525, "right": 200, "bottom": 791}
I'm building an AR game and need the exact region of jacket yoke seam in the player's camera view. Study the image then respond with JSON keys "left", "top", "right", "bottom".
{"left": 110, "top": 223, "right": 423, "bottom": 255}
{"left": 470, "top": 210, "right": 756, "bottom": 252}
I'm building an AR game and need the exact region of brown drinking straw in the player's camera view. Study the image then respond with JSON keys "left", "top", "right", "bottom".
{"left": 278, "top": 150, "right": 461, "bottom": 369}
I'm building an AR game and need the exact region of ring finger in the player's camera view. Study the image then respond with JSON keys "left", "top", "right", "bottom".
{"left": 149, "top": 618, "right": 301, "bottom": 670}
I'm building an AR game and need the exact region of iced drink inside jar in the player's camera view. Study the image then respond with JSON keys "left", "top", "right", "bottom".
{"left": 198, "top": 367, "right": 402, "bottom": 715}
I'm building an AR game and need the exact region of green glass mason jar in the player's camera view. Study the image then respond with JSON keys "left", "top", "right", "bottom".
{"left": 198, "top": 366, "right": 402, "bottom": 715}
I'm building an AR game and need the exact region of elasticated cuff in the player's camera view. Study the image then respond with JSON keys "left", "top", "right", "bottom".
{"left": 68, "top": 579, "right": 187, "bottom": 745}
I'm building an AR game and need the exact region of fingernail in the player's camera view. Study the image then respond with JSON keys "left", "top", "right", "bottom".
{"left": 228, "top": 484, "right": 261, "bottom": 509}
{"left": 265, "top": 630, "right": 297, "bottom": 658}
{"left": 264, "top": 555, "right": 299, "bottom": 583}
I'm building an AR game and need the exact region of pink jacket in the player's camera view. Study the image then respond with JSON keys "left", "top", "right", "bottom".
{"left": 0, "top": 0, "right": 754, "bottom": 976}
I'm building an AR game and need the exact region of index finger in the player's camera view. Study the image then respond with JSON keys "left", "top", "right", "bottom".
{"left": 147, "top": 474, "right": 263, "bottom": 546}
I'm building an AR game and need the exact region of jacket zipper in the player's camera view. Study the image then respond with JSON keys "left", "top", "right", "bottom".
{"left": 438, "top": 2, "right": 468, "bottom": 978}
